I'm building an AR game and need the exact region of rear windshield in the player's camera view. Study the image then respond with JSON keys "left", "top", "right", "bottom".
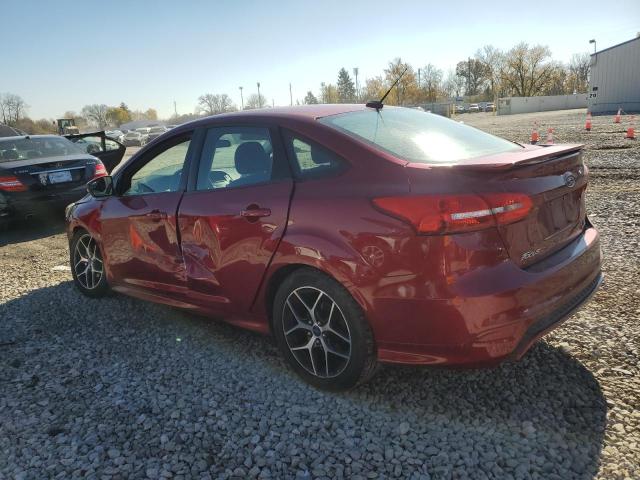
{"left": 319, "top": 107, "right": 521, "bottom": 164}
{"left": 0, "top": 136, "right": 85, "bottom": 163}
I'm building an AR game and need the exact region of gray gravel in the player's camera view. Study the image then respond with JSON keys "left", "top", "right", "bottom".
{"left": 1, "top": 109, "right": 639, "bottom": 479}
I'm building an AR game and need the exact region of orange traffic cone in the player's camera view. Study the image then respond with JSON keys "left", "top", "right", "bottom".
{"left": 585, "top": 112, "right": 592, "bottom": 131}
{"left": 626, "top": 116, "right": 636, "bottom": 139}
{"left": 546, "top": 128, "right": 554, "bottom": 144}
{"left": 614, "top": 108, "right": 621, "bottom": 124}
{"left": 531, "top": 123, "right": 539, "bottom": 144}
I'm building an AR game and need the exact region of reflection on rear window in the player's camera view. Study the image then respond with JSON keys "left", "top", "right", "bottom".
{"left": 319, "top": 107, "right": 521, "bottom": 164}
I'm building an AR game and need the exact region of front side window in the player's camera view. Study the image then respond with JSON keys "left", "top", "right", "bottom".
{"left": 123, "top": 138, "right": 191, "bottom": 195}
{"left": 319, "top": 107, "right": 521, "bottom": 164}
{"left": 196, "top": 126, "right": 273, "bottom": 191}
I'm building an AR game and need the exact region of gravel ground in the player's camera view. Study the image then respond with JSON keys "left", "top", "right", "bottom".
{"left": 1, "top": 109, "right": 638, "bottom": 479}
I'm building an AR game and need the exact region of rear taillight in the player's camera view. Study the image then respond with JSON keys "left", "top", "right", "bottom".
{"left": 0, "top": 176, "right": 27, "bottom": 192}
{"left": 373, "top": 193, "right": 532, "bottom": 235}
{"left": 92, "top": 162, "right": 107, "bottom": 179}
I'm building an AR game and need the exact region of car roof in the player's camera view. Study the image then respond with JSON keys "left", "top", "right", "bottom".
{"left": 179, "top": 104, "right": 368, "bottom": 130}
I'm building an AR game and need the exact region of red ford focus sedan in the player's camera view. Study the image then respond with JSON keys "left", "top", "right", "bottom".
{"left": 66, "top": 105, "right": 602, "bottom": 390}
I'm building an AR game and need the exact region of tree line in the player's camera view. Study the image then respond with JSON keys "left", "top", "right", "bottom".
{"left": 1, "top": 41, "right": 591, "bottom": 134}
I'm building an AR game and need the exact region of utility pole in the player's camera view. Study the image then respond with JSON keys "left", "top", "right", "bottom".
{"left": 289, "top": 83, "right": 293, "bottom": 106}
{"left": 173, "top": 100, "right": 177, "bottom": 117}
{"left": 239, "top": 86, "right": 244, "bottom": 110}
{"left": 257, "top": 82, "right": 262, "bottom": 107}
{"left": 418, "top": 68, "right": 421, "bottom": 90}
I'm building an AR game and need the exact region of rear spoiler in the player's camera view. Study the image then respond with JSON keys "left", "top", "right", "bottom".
{"left": 405, "top": 144, "right": 584, "bottom": 171}
{"left": 451, "top": 144, "right": 584, "bottom": 171}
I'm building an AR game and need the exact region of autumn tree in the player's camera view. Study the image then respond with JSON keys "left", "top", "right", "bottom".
{"left": 384, "top": 58, "right": 418, "bottom": 105}
{"left": 0, "top": 93, "right": 28, "bottom": 125}
{"left": 420, "top": 64, "right": 443, "bottom": 102}
{"left": 145, "top": 108, "right": 158, "bottom": 120}
{"left": 362, "top": 76, "right": 386, "bottom": 102}
{"left": 443, "top": 69, "right": 466, "bottom": 98}
{"left": 197, "top": 93, "right": 236, "bottom": 115}
{"left": 475, "top": 45, "right": 504, "bottom": 99}
{"left": 319, "top": 83, "right": 339, "bottom": 103}
{"left": 567, "top": 53, "right": 590, "bottom": 93}
{"left": 499, "top": 43, "right": 556, "bottom": 97}
{"left": 455, "top": 59, "right": 488, "bottom": 96}
{"left": 81, "top": 104, "right": 109, "bottom": 128}
{"left": 106, "top": 105, "right": 132, "bottom": 126}
{"left": 336, "top": 68, "right": 356, "bottom": 103}
{"left": 304, "top": 91, "right": 318, "bottom": 104}
{"left": 244, "top": 93, "right": 267, "bottom": 109}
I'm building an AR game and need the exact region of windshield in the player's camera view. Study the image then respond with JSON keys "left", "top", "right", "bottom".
{"left": 0, "top": 136, "right": 86, "bottom": 163}
{"left": 319, "top": 107, "right": 520, "bottom": 164}
{"left": 149, "top": 127, "right": 165, "bottom": 133}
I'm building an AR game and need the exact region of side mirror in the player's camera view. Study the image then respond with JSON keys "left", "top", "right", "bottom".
{"left": 87, "top": 175, "right": 113, "bottom": 198}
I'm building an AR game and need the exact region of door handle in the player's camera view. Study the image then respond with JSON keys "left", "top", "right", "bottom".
{"left": 146, "top": 209, "right": 167, "bottom": 220}
{"left": 240, "top": 207, "right": 271, "bottom": 219}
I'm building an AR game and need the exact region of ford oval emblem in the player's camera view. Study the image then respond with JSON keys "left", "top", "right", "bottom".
{"left": 564, "top": 172, "right": 576, "bottom": 188}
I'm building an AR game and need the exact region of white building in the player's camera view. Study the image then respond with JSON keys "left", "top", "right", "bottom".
{"left": 588, "top": 36, "right": 640, "bottom": 114}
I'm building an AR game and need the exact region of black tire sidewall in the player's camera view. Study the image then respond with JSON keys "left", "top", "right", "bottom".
{"left": 70, "top": 230, "right": 110, "bottom": 298}
{"left": 273, "top": 269, "right": 376, "bottom": 391}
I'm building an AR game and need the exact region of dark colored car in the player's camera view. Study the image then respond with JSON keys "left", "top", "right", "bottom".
{"left": 122, "top": 131, "right": 146, "bottom": 147}
{"left": 0, "top": 134, "right": 121, "bottom": 225}
{"left": 106, "top": 130, "right": 125, "bottom": 143}
{"left": 146, "top": 126, "right": 168, "bottom": 142}
{"left": 66, "top": 105, "right": 602, "bottom": 390}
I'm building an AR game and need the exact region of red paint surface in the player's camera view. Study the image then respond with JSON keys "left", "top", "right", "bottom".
{"left": 67, "top": 106, "right": 602, "bottom": 366}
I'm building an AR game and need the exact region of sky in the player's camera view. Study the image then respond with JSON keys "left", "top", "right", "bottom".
{"left": 2, "top": 0, "right": 639, "bottom": 119}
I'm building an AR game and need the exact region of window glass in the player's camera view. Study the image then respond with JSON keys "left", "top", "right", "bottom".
{"left": 196, "top": 127, "right": 273, "bottom": 190}
{"left": 319, "top": 107, "right": 521, "bottom": 164}
{"left": 286, "top": 135, "right": 345, "bottom": 179}
{"left": 124, "top": 139, "right": 190, "bottom": 195}
{"left": 105, "top": 139, "right": 120, "bottom": 151}
{"left": 0, "top": 136, "right": 84, "bottom": 162}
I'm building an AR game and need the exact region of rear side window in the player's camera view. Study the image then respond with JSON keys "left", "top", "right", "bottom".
{"left": 319, "top": 107, "right": 521, "bottom": 164}
{"left": 284, "top": 133, "right": 345, "bottom": 180}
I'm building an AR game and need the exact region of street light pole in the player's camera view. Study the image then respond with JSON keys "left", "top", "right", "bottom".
{"left": 239, "top": 86, "right": 244, "bottom": 110}
{"left": 289, "top": 82, "right": 293, "bottom": 106}
{"left": 589, "top": 39, "right": 597, "bottom": 54}
{"left": 257, "top": 82, "right": 262, "bottom": 107}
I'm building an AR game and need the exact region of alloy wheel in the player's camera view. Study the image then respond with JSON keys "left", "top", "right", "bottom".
{"left": 282, "top": 286, "right": 352, "bottom": 378}
{"left": 73, "top": 234, "right": 104, "bottom": 290}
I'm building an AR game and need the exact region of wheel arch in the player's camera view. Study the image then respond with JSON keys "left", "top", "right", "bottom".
{"left": 261, "top": 260, "right": 372, "bottom": 337}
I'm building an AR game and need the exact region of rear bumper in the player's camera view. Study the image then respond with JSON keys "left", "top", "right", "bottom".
{"left": 0, "top": 188, "right": 85, "bottom": 220}
{"left": 372, "top": 226, "right": 602, "bottom": 366}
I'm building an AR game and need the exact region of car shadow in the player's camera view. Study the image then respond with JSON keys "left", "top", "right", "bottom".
{"left": 0, "top": 214, "right": 66, "bottom": 247}
{"left": 1, "top": 282, "right": 606, "bottom": 478}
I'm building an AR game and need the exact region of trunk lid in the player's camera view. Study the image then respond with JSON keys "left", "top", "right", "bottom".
{"left": 406, "top": 144, "right": 588, "bottom": 268}
{"left": 1, "top": 155, "right": 98, "bottom": 194}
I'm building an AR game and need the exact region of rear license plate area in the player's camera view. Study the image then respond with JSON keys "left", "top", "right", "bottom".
{"left": 48, "top": 170, "right": 73, "bottom": 184}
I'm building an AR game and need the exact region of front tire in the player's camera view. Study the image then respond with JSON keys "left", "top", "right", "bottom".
{"left": 273, "top": 268, "right": 377, "bottom": 391}
{"left": 70, "top": 230, "right": 109, "bottom": 298}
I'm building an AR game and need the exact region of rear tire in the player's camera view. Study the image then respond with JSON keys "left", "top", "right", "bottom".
{"left": 273, "top": 268, "right": 377, "bottom": 391}
{"left": 70, "top": 230, "right": 110, "bottom": 298}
